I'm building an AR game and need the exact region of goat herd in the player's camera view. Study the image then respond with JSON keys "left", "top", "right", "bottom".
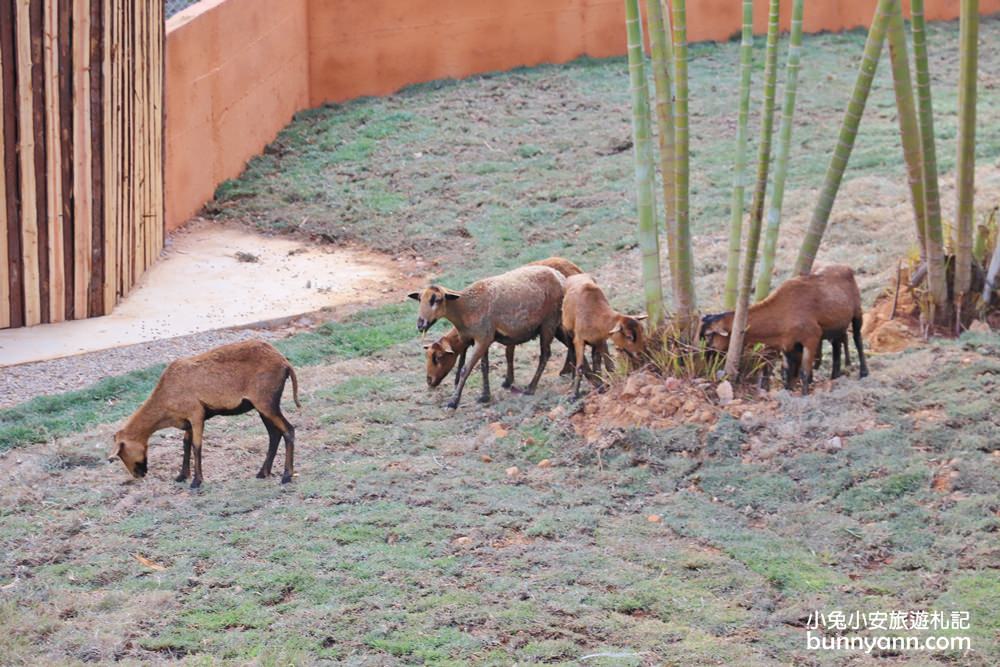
{"left": 108, "top": 257, "right": 869, "bottom": 488}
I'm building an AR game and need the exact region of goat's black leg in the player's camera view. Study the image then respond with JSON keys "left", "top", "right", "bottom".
{"left": 555, "top": 327, "right": 576, "bottom": 377}
{"left": 176, "top": 426, "right": 193, "bottom": 482}
{"left": 502, "top": 345, "right": 515, "bottom": 389}
{"left": 831, "top": 336, "right": 842, "bottom": 379}
{"left": 853, "top": 316, "right": 869, "bottom": 378}
{"left": 257, "top": 414, "right": 282, "bottom": 478}
{"left": 525, "top": 328, "right": 553, "bottom": 395}
{"left": 477, "top": 349, "right": 492, "bottom": 403}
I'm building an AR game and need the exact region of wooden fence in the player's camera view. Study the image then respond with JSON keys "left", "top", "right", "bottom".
{"left": 0, "top": 0, "right": 163, "bottom": 329}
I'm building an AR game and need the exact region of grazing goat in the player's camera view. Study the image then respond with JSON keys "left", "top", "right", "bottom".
{"left": 409, "top": 265, "right": 564, "bottom": 408}
{"left": 422, "top": 257, "right": 584, "bottom": 388}
{"left": 561, "top": 274, "right": 647, "bottom": 398}
{"left": 701, "top": 265, "right": 868, "bottom": 395}
{"left": 108, "top": 340, "right": 300, "bottom": 488}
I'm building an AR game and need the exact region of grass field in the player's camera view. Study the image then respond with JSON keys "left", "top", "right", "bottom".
{"left": 2, "top": 16, "right": 1000, "bottom": 666}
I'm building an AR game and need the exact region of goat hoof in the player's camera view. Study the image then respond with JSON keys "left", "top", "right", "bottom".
{"left": 477, "top": 394, "right": 491, "bottom": 404}
{"left": 281, "top": 474, "right": 293, "bottom": 484}
{"left": 860, "top": 369, "right": 869, "bottom": 378}
{"left": 446, "top": 400, "right": 459, "bottom": 410}
{"left": 175, "top": 473, "right": 188, "bottom": 483}
{"left": 256, "top": 471, "right": 268, "bottom": 479}
{"left": 501, "top": 380, "right": 513, "bottom": 389}
{"left": 190, "top": 479, "right": 202, "bottom": 490}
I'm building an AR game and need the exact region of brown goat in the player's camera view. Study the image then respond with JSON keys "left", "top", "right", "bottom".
{"left": 561, "top": 274, "right": 647, "bottom": 398}
{"left": 109, "top": 340, "right": 300, "bottom": 488}
{"left": 409, "top": 265, "right": 564, "bottom": 408}
{"left": 701, "top": 266, "right": 868, "bottom": 394}
{"left": 422, "top": 257, "right": 585, "bottom": 388}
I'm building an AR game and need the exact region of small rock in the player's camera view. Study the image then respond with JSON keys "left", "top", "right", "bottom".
{"left": 621, "top": 374, "right": 644, "bottom": 399}
{"left": 826, "top": 436, "right": 843, "bottom": 451}
{"left": 548, "top": 405, "right": 565, "bottom": 420}
{"left": 537, "top": 459, "right": 552, "bottom": 468}
{"left": 453, "top": 536, "right": 473, "bottom": 547}
{"left": 969, "top": 319, "right": 990, "bottom": 333}
{"left": 646, "top": 514, "right": 661, "bottom": 523}
{"left": 505, "top": 466, "right": 520, "bottom": 477}
{"left": 717, "top": 380, "right": 734, "bottom": 405}
{"left": 480, "top": 454, "right": 493, "bottom": 463}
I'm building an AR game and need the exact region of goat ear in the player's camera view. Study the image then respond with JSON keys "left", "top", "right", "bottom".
{"left": 633, "top": 314, "right": 648, "bottom": 321}
{"left": 444, "top": 291, "right": 461, "bottom": 301}
{"left": 718, "top": 330, "right": 730, "bottom": 337}
{"left": 439, "top": 340, "right": 455, "bottom": 354}
{"left": 608, "top": 323, "right": 622, "bottom": 335}
{"left": 107, "top": 441, "right": 123, "bottom": 462}
{"left": 407, "top": 291, "right": 421, "bottom": 301}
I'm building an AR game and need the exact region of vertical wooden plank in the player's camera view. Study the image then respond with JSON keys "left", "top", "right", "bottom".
{"left": 30, "top": 0, "right": 50, "bottom": 322}
{"left": 102, "top": 0, "right": 114, "bottom": 311}
{"left": 15, "top": 0, "right": 41, "bottom": 326}
{"left": 0, "top": 16, "right": 8, "bottom": 331}
{"left": 58, "top": 0, "right": 73, "bottom": 318}
{"left": 1, "top": 0, "right": 23, "bottom": 328}
{"left": 72, "top": 0, "right": 91, "bottom": 319}
{"left": 44, "top": 0, "right": 66, "bottom": 322}
{"left": 88, "top": 0, "right": 103, "bottom": 315}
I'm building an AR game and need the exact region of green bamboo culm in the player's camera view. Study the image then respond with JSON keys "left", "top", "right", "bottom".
{"left": 794, "top": 0, "right": 894, "bottom": 275}
{"left": 755, "top": 0, "right": 805, "bottom": 301}
{"left": 723, "top": 0, "right": 754, "bottom": 310}
{"left": 910, "top": 0, "right": 947, "bottom": 310}
{"left": 723, "top": 0, "right": 780, "bottom": 380}
{"left": 624, "top": 0, "right": 665, "bottom": 325}
{"left": 670, "top": 0, "right": 697, "bottom": 325}
{"left": 953, "top": 0, "right": 979, "bottom": 304}
{"left": 886, "top": 0, "right": 929, "bottom": 258}
{"left": 646, "top": 0, "right": 679, "bottom": 307}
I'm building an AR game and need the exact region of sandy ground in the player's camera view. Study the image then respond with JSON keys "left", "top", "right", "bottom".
{"left": 0, "top": 220, "right": 408, "bottom": 367}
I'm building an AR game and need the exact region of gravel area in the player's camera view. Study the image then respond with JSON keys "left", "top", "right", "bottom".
{"left": 0, "top": 327, "right": 285, "bottom": 409}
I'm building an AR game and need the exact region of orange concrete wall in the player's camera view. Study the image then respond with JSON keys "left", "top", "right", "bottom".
{"left": 306, "top": 0, "right": 1000, "bottom": 105}
{"left": 164, "top": 0, "right": 1000, "bottom": 230}
{"left": 164, "top": 0, "right": 309, "bottom": 231}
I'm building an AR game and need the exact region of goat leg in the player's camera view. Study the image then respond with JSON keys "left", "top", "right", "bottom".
{"left": 449, "top": 339, "right": 489, "bottom": 409}
{"left": 257, "top": 415, "right": 282, "bottom": 478}
{"left": 853, "top": 316, "right": 869, "bottom": 379}
{"left": 477, "top": 349, "right": 492, "bottom": 404}
{"left": 502, "top": 345, "right": 515, "bottom": 389}
{"left": 189, "top": 417, "right": 205, "bottom": 489}
{"left": 176, "top": 426, "right": 193, "bottom": 482}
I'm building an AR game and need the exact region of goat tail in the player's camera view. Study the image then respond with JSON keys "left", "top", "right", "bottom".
{"left": 287, "top": 364, "right": 301, "bottom": 408}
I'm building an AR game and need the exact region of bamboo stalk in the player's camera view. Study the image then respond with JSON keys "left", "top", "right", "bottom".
{"left": 724, "top": 0, "right": 780, "bottom": 379}
{"left": 15, "top": 0, "right": 41, "bottom": 326}
{"left": 886, "top": 0, "right": 928, "bottom": 260}
{"left": 73, "top": 0, "right": 93, "bottom": 319}
{"left": 624, "top": 0, "right": 664, "bottom": 325}
{"left": 646, "top": 0, "right": 678, "bottom": 310}
{"left": 755, "top": 0, "right": 805, "bottom": 300}
{"left": 910, "top": 0, "right": 947, "bottom": 312}
{"left": 953, "top": 0, "right": 978, "bottom": 305}
{"left": 723, "top": 0, "right": 754, "bottom": 311}
{"left": 795, "top": 0, "right": 893, "bottom": 275}
{"left": 45, "top": 0, "right": 66, "bottom": 322}
{"left": 670, "top": 0, "right": 696, "bottom": 324}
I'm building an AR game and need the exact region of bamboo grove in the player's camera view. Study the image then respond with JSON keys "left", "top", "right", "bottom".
{"left": 623, "top": 0, "right": 985, "bottom": 380}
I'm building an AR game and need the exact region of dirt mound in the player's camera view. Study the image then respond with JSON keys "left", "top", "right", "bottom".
{"left": 572, "top": 371, "right": 728, "bottom": 442}
{"left": 862, "top": 266, "right": 922, "bottom": 353}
